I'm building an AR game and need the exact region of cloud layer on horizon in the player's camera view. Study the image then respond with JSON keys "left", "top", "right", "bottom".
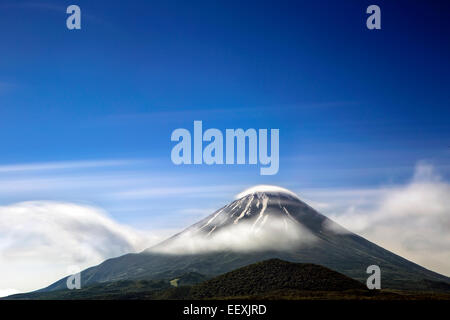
{"left": 0, "top": 201, "right": 156, "bottom": 295}
{"left": 322, "top": 164, "right": 450, "bottom": 277}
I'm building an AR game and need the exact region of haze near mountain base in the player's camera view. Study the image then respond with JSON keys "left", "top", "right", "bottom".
{"left": 151, "top": 186, "right": 317, "bottom": 254}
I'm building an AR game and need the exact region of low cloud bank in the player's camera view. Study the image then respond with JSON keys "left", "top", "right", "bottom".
{"left": 0, "top": 288, "right": 20, "bottom": 297}
{"left": 0, "top": 201, "right": 154, "bottom": 295}
{"left": 327, "top": 164, "right": 450, "bottom": 276}
{"left": 150, "top": 215, "right": 317, "bottom": 254}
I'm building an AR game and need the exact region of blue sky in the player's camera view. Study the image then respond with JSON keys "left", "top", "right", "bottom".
{"left": 0, "top": 0, "right": 449, "bottom": 229}
{"left": 1, "top": 1, "right": 450, "bottom": 293}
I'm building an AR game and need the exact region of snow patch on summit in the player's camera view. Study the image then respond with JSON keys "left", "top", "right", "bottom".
{"left": 236, "top": 185, "right": 299, "bottom": 200}
{"left": 234, "top": 194, "right": 255, "bottom": 224}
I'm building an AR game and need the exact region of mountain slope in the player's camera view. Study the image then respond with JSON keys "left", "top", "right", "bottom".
{"left": 37, "top": 186, "right": 450, "bottom": 293}
{"left": 8, "top": 259, "right": 450, "bottom": 300}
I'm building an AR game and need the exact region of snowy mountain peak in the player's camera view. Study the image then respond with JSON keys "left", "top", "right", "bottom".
{"left": 151, "top": 184, "right": 321, "bottom": 254}
{"left": 155, "top": 185, "right": 323, "bottom": 246}
{"left": 235, "top": 185, "right": 300, "bottom": 200}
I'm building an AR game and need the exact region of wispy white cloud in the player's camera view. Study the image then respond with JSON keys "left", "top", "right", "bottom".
{"left": 310, "top": 164, "right": 450, "bottom": 277}
{"left": 112, "top": 185, "right": 240, "bottom": 199}
{"left": 151, "top": 215, "right": 317, "bottom": 255}
{"left": 0, "top": 159, "right": 140, "bottom": 173}
{"left": 299, "top": 187, "right": 394, "bottom": 214}
{"left": 0, "top": 159, "right": 245, "bottom": 232}
{"left": 0, "top": 201, "right": 158, "bottom": 294}
{"left": 0, "top": 289, "right": 20, "bottom": 298}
